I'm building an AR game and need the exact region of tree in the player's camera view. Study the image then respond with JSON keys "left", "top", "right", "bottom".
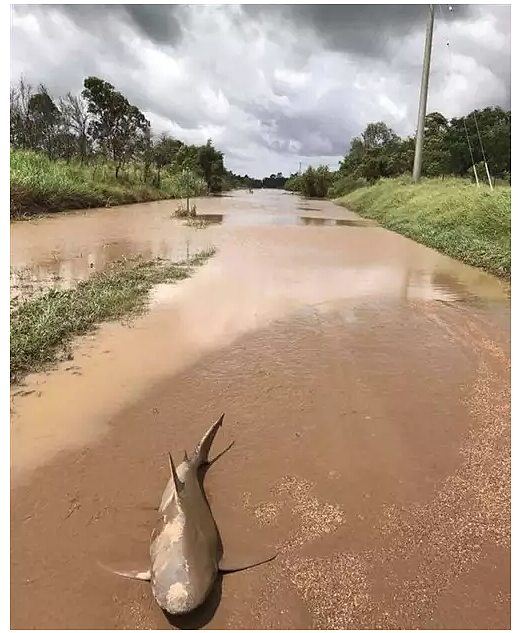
{"left": 336, "top": 107, "right": 510, "bottom": 184}
{"left": 10, "top": 73, "right": 246, "bottom": 196}
{"left": 223, "top": 169, "right": 262, "bottom": 190}
{"left": 339, "top": 122, "right": 403, "bottom": 182}
{"left": 198, "top": 139, "right": 225, "bottom": 193}
{"left": 349, "top": 136, "right": 365, "bottom": 161}
{"left": 424, "top": 111, "right": 449, "bottom": 135}
{"left": 59, "top": 93, "right": 90, "bottom": 163}
{"left": 418, "top": 112, "right": 449, "bottom": 176}
{"left": 25, "top": 85, "right": 61, "bottom": 158}
{"left": 175, "top": 143, "right": 200, "bottom": 174}
{"left": 10, "top": 78, "right": 92, "bottom": 163}
{"left": 262, "top": 172, "right": 288, "bottom": 188}
{"left": 299, "top": 165, "right": 333, "bottom": 198}
{"left": 314, "top": 165, "right": 334, "bottom": 197}
{"left": 388, "top": 136, "right": 415, "bottom": 176}
{"left": 10, "top": 77, "right": 35, "bottom": 150}
{"left": 82, "top": 76, "right": 150, "bottom": 178}
{"left": 447, "top": 107, "right": 510, "bottom": 179}
{"left": 361, "top": 121, "right": 399, "bottom": 151}
{"left": 152, "top": 133, "right": 182, "bottom": 186}
{"left": 358, "top": 152, "right": 390, "bottom": 182}
{"left": 284, "top": 173, "right": 303, "bottom": 193}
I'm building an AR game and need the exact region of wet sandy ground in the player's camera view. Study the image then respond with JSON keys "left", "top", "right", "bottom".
{"left": 10, "top": 190, "right": 510, "bottom": 629}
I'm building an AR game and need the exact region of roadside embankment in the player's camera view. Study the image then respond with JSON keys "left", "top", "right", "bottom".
{"left": 10, "top": 150, "right": 207, "bottom": 218}
{"left": 335, "top": 177, "right": 511, "bottom": 279}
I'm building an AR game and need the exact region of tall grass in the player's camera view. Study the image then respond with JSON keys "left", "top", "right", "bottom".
{"left": 10, "top": 248, "right": 216, "bottom": 382}
{"left": 10, "top": 150, "right": 207, "bottom": 217}
{"left": 335, "top": 177, "right": 511, "bottom": 279}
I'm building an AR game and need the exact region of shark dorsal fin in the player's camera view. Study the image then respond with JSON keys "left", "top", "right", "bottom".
{"left": 192, "top": 413, "right": 225, "bottom": 466}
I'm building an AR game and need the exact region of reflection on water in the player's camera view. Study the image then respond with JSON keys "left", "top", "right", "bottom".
{"left": 10, "top": 189, "right": 510, "bottom": 479}
{"left": 195, "top": 214, "right": 224, "bottom": 224}
{"left": 10, "top": 234, "right": 208, "bottom": 301}
{"left": 10, "top": 189, "right": 509, "bottom": 306}
{"left": 302, "top": 217, "right": 375, "bottom": 227}
{"left": 194, "top": 214, "right": 376, "bottom": 227}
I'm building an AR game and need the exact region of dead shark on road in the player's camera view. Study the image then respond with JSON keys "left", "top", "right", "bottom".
{"left": 101, "top": 413, "right": 277, "bottom": 615}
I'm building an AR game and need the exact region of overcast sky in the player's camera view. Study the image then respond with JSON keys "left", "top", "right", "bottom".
{"left": 10, "top": 4, "right": 510, "bottom": 178}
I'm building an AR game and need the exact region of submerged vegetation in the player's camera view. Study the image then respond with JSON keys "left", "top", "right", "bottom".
{"left": 10, "top": 248, "right": 215, "bottom": 383}
{"left": 336, "top": 177, "right": 511, "bottom": 279}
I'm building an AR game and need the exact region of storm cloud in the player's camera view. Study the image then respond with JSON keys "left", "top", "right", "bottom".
{"left": 10, "top": 4, "right": 510, "bottom": 177}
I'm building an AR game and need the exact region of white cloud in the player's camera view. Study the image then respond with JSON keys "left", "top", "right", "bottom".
{"left": 10, "top": 4, "right": 510, "bottom": 178}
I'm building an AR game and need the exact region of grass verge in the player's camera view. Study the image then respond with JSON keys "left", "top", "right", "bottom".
{"left": 335, "top": 177, "right": 511, "bottom": 279}
{"left": 10, "top": 150, "right": 208, "bottom": 218}
{"left": 10, "top": 248, "right": 216, "bottom": 383}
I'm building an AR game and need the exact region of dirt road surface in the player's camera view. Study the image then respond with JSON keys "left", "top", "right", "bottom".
{"left": 11, "top": 190, "right": 510, "bottom": 629}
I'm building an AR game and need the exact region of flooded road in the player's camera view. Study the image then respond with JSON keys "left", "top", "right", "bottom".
{"left": 10, "top": 190, "right": 510, "bottom": 629}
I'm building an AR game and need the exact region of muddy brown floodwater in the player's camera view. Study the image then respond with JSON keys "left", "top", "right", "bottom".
{"left": 11, "top": 190, "right": 510, "bottom": 629}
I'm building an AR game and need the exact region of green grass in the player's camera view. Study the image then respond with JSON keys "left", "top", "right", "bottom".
{"left": 335, "top": 177, "right": 511, "bottom": 279}
{"left": 10, "top": 248, "right": 216, "bottom": 383}
{"left": 10, "top": 150, "right": 208, "bottom": 218}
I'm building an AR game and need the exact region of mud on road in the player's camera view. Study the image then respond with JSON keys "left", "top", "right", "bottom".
{"left": 11, "top": 190, "right": 510, "bottom": 629}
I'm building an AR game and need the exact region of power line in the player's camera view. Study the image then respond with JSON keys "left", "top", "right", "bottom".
{"left": 463, "top": 117, "right": 480, "bottom": 186}
{"left": 441, "top": 4, "right": 493, "bottom": 189}
{"left": 472, "top": 111, "right": 494, "bottom": 190}
{"left": 438, "top": 4, "right": 478, "bottom": 185}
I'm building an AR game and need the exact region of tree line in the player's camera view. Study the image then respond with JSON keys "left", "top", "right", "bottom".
{"left": 10, "top": 75, "right": 510, "bottom": 199}
{"left": 223, "top": 171, "right": 288, "bottom": 190}
{"left": 10, "top": 76, "right": 227, "bottom": 193}
{"left": 285, "top": 106, "right": 511, "bottom": 197}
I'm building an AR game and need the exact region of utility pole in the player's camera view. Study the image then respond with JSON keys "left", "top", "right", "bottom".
{"left": 413, "top": 4, "right": 435, "bottom": 182}
{"left": 298, "top": 161, "right": 302, "bottom": 175}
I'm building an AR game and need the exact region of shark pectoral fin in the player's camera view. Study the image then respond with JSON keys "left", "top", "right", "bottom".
{"left": 98, "top": 561, "right": 151, "bottom": 581}
{"left": 218, "top": 551, "right": 277, "bottom": 574}
{"left": 208, "top": 440, "right": 235, "bottom": 467}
